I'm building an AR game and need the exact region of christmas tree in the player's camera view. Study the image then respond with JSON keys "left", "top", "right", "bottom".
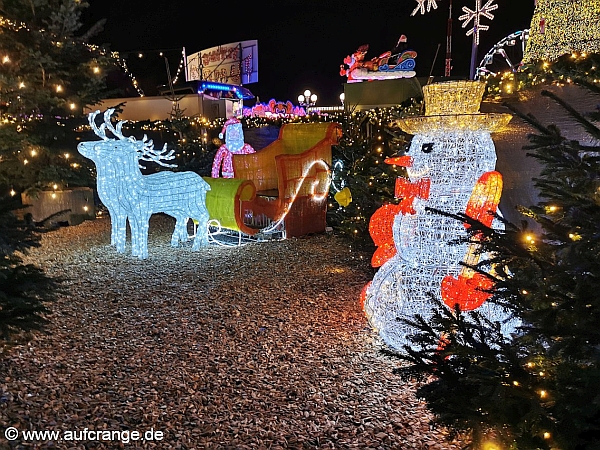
{"left": 0, "top": 0, "right": 116, "bottom": 196}
{"left": 522, "top": 0, "right": 600, "bottom": 63}
{"left": 394, "top": 86, "right": 600, "bottom": 450}
{"left": 0, "top": 195, "right": 59, "bottom": 341}
{"left": 327, "top": 104, "right": 418, "bottom": 251}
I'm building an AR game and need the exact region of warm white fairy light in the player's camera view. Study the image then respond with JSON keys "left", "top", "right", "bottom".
{"left": 112, "top": 52, "right": 145, "bottom": 97}
{"left": 258, "top": 159, "right": 331, "bottom": 235}
{"left": 171, "top": 48, "right": 186, "bottom": 85}
{"left": 459, "top": 0, "right": 498, "bottom": 45}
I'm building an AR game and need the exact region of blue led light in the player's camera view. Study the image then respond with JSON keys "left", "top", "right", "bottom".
{"left": 201, "top": 82, "right": 232, "bottom": 92}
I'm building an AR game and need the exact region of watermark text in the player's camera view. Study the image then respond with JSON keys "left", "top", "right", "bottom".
{"left": 4, "top": 426, "right": 164, "bottom": 444}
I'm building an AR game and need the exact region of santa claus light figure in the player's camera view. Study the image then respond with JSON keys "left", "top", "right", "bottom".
{"left": 211, "top": 117, "right": 255, "bottom": 178}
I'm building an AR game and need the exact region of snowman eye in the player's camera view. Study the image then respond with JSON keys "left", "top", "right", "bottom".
{"left": 421, "top": 143, "right": 434, "bottom": 153}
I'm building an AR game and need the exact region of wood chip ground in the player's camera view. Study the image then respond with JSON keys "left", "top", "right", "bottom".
{"left": 1, "top": 215, "right": 464, "bottom": 449}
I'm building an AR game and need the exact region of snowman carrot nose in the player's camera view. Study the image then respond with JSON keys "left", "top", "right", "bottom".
{"left": 385, "top": 155, "right": 413, "bottom": 167}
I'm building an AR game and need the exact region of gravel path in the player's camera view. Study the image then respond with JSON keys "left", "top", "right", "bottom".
{"left": 1, "top": 215, "right": 462, "bottom": 449}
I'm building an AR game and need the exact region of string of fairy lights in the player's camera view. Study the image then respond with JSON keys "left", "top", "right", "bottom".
{"left": 1, "top": 13, "right": 185, "bottom": 99}
{"left": 111, "top": 47, "right": 187, "bottom": 97}
{"left": 482, "top": 51, "right": 600, "bottom": 97}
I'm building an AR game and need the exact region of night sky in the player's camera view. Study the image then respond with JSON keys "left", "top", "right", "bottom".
{"left": 82, "top": 0, "right": 536, "bottom": 105}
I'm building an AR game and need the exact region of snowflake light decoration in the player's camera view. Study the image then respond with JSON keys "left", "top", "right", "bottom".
{"left": 411, "top": 0, "right": 440, "bottom": 16}
{"left": 458, "top": 0, "right": 498, "bottom": 45}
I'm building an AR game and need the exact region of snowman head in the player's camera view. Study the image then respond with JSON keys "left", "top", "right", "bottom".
{"left": 391, "top": 81, "right": 511, "bottom": 191}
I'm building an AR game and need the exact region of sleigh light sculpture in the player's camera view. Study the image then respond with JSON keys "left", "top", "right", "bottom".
{"left": 78, "top": 109, "right": 210, "bottom": 259}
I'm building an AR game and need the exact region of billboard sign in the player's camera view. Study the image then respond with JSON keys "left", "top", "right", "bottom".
{"left": 186, "top": 40, "right": 258, "bottom": 86}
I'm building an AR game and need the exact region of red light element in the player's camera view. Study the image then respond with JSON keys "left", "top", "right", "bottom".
{"left": 369, "top": 175, "right": 431, "bottom": 267}
{"left": 395, "top": 177, "right": 430, "bottom": 214}
{"left": 369, "top": 204, "right": 401, "bottom": 267}
{"left": 385, "top": 155, "right": 413, "bottom": 167}
{"left": 464, "top": 171, "right": 502, "bottom": 228}
{"left": 442, "top": 171, "right": 503, "bottom": 311}
{"left": 360, "top": 281, "right": 372, "bottom": 310}
{"left": 442, "top": 272, "right": 494, "bottom": 311}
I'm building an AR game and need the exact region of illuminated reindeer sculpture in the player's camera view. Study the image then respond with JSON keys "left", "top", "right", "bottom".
{"left": 78, "top": 109, "right": 210, "bottom": 259}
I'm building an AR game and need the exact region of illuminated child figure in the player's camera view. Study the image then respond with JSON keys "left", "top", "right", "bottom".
{"left": 211, "top": 117, "right": 255, "bottom": 178}
{"left": 364, "top": 81, "right": 517, "bottom": 350}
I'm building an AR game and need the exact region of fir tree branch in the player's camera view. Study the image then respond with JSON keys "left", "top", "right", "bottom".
{"left": 541, "top": 89, "right": 600, "bottom": 141}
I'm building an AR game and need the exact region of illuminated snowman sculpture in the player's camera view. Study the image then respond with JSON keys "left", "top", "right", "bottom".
{"left": 364, "top": 80, "right": 514, "bottom": 350}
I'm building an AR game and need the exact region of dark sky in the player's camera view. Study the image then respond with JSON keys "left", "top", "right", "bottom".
{"left": 82, "top": 0, "right": 536, "bottom": 105}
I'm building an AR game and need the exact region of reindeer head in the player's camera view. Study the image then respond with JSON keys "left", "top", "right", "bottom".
{"left": 78, "top": 109, "right": 177, "bottom": 168}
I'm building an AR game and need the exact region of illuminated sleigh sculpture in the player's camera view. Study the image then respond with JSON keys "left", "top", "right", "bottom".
{"left": 78, "top": 109, "right": 210, "bottom": 259}
{"left": 224, "top": 122, "right": 341, "bottom": 238}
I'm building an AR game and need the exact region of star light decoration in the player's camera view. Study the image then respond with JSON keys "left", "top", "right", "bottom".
{"left": 458, "top": 0, "right": 498, "bottom": 45}
{"left": 411, "top": 0, "right": 440, "bottom": 16}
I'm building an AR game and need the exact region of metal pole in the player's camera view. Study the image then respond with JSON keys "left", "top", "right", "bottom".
{"left": 469, "top": 26, "right": 478, "bottom": 80}
{"left": 445, "top": 0, "right": 453, "bottom": 77}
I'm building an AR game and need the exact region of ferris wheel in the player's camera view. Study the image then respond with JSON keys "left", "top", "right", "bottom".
{"left": 475, "top": 29, "right": 530, "bottom": 79}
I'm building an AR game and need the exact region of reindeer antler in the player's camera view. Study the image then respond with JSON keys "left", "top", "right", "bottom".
{"left": 88, "top": 110, "right": 108, "bottom": 140}
{"left": 87, "top": 108, "right": 130, "bottom": 141}
{"left": 139, "top": 135, "right": 177, "bottom": 168}
{"left": 88, "top": 108, "right": 177, "bottom": 168}
{"left": 102, "top": 109, "right": 130, "bottom": 141}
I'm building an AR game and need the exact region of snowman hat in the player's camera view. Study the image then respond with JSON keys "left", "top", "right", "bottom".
{"left": 394, "top": 80, "right": 511, "bottom": 134}
{"left": 219, "top": 117, "right": 241, "bottom": 139}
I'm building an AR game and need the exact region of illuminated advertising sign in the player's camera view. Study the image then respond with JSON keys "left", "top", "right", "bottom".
{"left": 185, "top": 40, "right": 258, "bottom": 86}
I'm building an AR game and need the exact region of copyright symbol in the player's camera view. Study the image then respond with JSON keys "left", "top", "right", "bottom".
{"left": 4, "top": 426, "right": 19, "bottom": 441}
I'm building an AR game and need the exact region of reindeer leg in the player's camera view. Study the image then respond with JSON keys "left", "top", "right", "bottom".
{"left": 104, "top": 205, "right": 119, "bottom": 248}
{"left": 192, "top": 208, "right": 210, "bottom": 251}
{"left": 129, "top": 216, "right": 142, "bottom": 257}
{"left": 113, "top": 212, "right": 128, "bottom": 253}
{"left": 180, "top": 217, "right": 191, "bottom": 244}
{"left": 170, "top": 217, "right": 189, "bottom": 247}
{"left": 170, "top": 218, "right": 180, "bottom": 247}
{"left": 107, "top": 209, "right": 118, "bottom": 247}
{"left": 136, "top": 214, "right": 150, "bottom": 259}
{"left": 128, "top": 209, "right": 147, "bottom": 259}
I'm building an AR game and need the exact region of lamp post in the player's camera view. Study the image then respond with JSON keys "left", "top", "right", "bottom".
{"left": 298, "top": 89, "right": 317, "bottom": 114}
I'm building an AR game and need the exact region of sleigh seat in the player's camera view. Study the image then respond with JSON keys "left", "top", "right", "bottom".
{"left": 232, "top": 122, "right": 341, "bottom": 237}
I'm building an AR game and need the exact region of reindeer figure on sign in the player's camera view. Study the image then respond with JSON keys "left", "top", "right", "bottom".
{"left": 78, "top": 109, "right": 211, "bottom": 259}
